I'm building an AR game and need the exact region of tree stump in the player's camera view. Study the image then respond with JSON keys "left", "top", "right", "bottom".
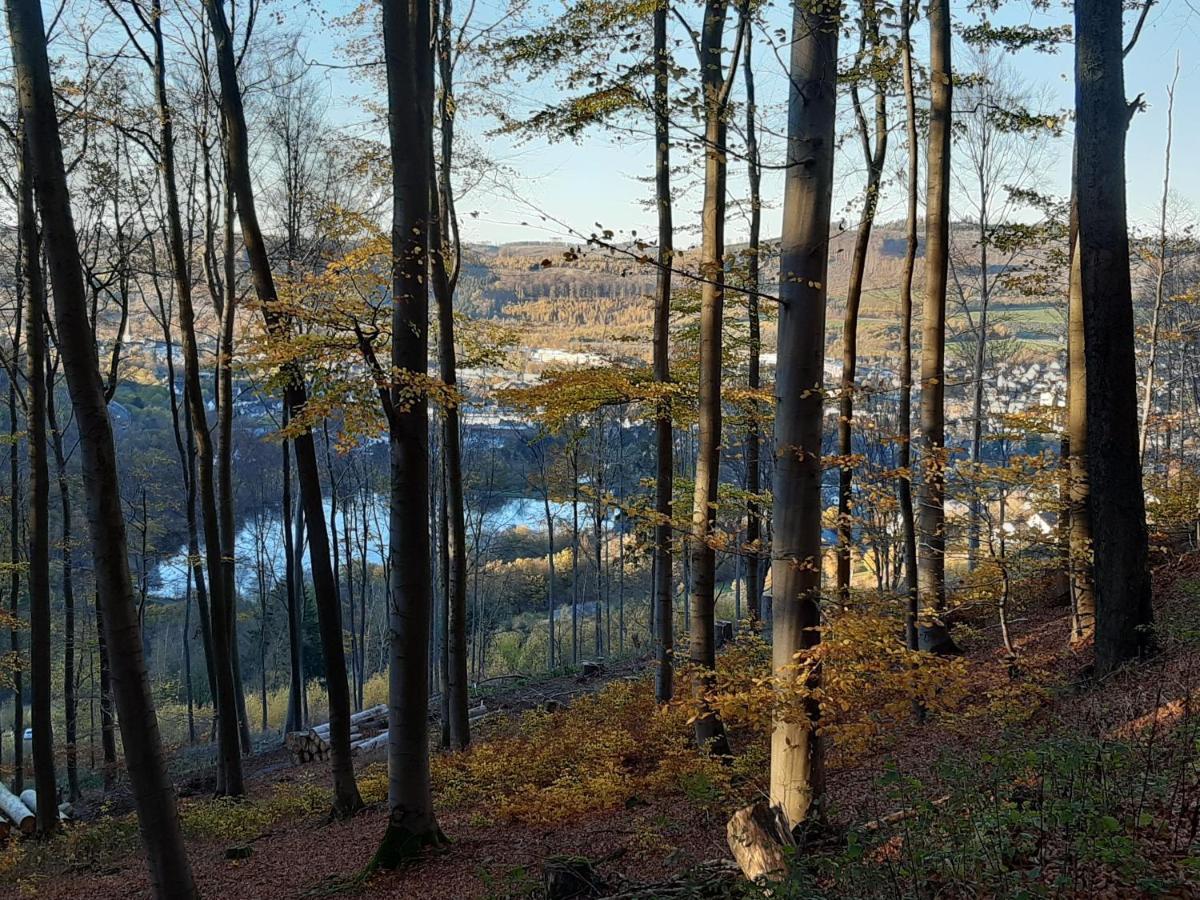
{"left": 715, "top": 620, "right": 734, "bottom": 647}
{"left": 579, "top": 660, "right": 605, "bottom": 680}
{"left": 726, "top": 802, "right": 794, "bottom": 884}
{"left": 543, "top": 855, "right": 603, "bottom": 899}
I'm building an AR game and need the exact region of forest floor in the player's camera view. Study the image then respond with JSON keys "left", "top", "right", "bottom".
{"left": 6, "top": 553, "right": 1200, "bottom": 898}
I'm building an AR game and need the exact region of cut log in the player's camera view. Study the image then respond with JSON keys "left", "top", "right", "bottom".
{"left": 312, "top": 706, "right": 386, "bottom": 738}
{"left": 579, "top": 660, "right": 605, "bottom": 680}
{"left": 351, "top": 732, "right": 389, "bottom": 755}
{"left": 726, "top": 802, "right": 794, "bottom": 884}
{"left": 467, "top": 703, "right": 488, "bottom": 721}
{"left": 862, "top": 795, "right": 950, "bottom": 831}
{"left": 0, "top": 783, "right": 35, "bottom": 835}
{"left": 19, "top": 789, "right": 38, "bottom": 817}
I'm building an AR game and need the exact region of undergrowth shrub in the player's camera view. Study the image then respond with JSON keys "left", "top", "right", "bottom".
{"left": 695, "top": 617, "right": 976, "bottom": 766}
{"left": 430, "top": 678, "right": 731, "bottom": 825}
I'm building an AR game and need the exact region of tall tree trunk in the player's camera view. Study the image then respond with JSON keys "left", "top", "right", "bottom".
{"left": 5, "top": 0, "right": 196, "bottom": 890}
{"left": 966, "top": 205, "right": 991, "bottom": 572}
{"left": 742, "top": 19, "right": 762, "bottom": 625}
{"left": 216, "top": 162, "right": 252, "bottom": 755}
{"left": 571, "top": 447, "right": 580, "bottom": 664}
{"left": 1067, "top": 222, "right": 1095, "bottom": 642}
{"left": 203, "top": 0, "right": 362, "bottom": 815}
{"left": 46, "top": 358, "right": 79, "bottom": 799}
{"left": 184, "top": 567, "right": 196, "bottom": 743}
{"left": 544, "top": 485, "right": 558, "bottom": 671}
{"left": 837, "top": 4, "right": 888, "bottom": 608}
{"left": 898, "top": 0, "right": 919, "bottom": 649}
{"left": 374, "top": 0, "right": 444, "bottom": 863}
{"left": 19, "top": 123, "right": 58, "bottom": 834}
{"left": 1075, "top": 0, "right": 1154, "bottom": 674}
{"left": 430, "top": 3, "right": 471, "bottom": 746}
{"left": 95, "top": 591, "right": 116, "bottom": 787}
{"left": 151, "top": 0, "right": 244, "bottom": 793}
{"left": 917, "top": 0, "right": 954, "bottom": 650}
{"left": 7, "top": 251, "right": 22, "bottom": 796}
{"left": 1138, "top": 67, "right": 1177, "bottom": 465}
{"left": 770, "top": 0, "right": 838, "bottom": 828}
{"left": 282, "top": 423, "right": 304, "bottom": 734}
{"left": 688, "top": 0, "right": 735, "bottom": 756}
{"left": 651, "top": 0, "right": 675, "bottom": 701}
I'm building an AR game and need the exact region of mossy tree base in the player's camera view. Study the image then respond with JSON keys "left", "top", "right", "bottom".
{"left": 366, "top": 817, "right": 447, "bottom": 872}
{"left": 327, "top": 791, "right": 365, "bottom": 823}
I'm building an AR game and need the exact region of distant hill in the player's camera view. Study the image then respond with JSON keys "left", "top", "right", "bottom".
{"left": 456, "top": 221, "right": 1075, "bottom": 365}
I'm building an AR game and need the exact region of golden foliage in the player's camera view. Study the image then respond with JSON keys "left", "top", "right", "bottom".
{"left": 690, "top": 615, "right": 973, "bottom": 765}
{"left": 429, "top": 678, "right": 730, "bottom": 825}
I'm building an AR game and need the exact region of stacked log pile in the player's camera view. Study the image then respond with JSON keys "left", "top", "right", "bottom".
{"left": 0, "top": 784, "right": 33, "bottom": 836}
{"left": 285, "top": 704, "right": 388, "bottom": 764}
{"left": 287, "top": 700, "right": 493, "bottom": 766}
{"left": 0, "top": 784, "right": 70, "bottom": 838}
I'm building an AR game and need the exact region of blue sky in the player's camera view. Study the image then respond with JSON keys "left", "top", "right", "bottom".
{"left": 301, "top": 0, "right": 1200, "bottom": 247}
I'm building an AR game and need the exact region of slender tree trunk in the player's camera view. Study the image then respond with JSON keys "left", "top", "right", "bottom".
{"left": 216, "top": 167, "right": 252, "bottom": 756}
{"left": 966, "top": 201, "right": 991, "bottom": 573}
{"left": 651, "top": 1, "right": 675, "bottom": 701}
{"left": 46, "top": 360, "right": 79, "bottom": 798}
{"left": 837, "top": 7, "right": 888, "bottom": 608}
{"left": 898, "top": 0, "right": 919, "bottom": 649}
{"left": 5, "top": 0, "right": 196, "bottom": 889}
{"left": 593, "top": 420, "right": 604, "bottom": 658}
{"left": 770, "top": 0, "right": 838, "bottom": 828}
{"left": 7, "top": 259, "right": 22, "bottom": 797}
{"left": 917, "top": 0, "right": 956, "bottom": 652}
{"left": 19, "top": 123, "right": 58, "bottom": 834}
{"left": 572, "top": 448, "right": 580, "bottom": 664}
{"left": 429, "top": 13, "right": 471, "bottom": 744}
{"left": 95, "top": 592, "right": 116, "bottom": 787}
{"left": 374, "top": 0, "right": 444, "bottom": 863}
{"left": 1075, "top": 0, "right": 1154, "bottom": 673}
{"left": 1067, "top": 224, "right": 1095, "bottom": 642}
{"left": 203, "top": 0, "right": 362, "bottom": 815}
{"left": 184, "top": 568, "right": 196, "bottom": 743}
{"left": 545, "top": 491, "right": 558, "bottom": 669}
{"left": 1139, "top": 67, "right": 1177, "bottom": 465}
{"left": 688, "top": 0, "right": 735, "bottom": 756}
{"left": 150, "top": 1, "right": 243, "bottom": 792}
{"left": 742, "top": 22, "right": 762, "bottom": 625}
{"left": 282, "top": 423, "right": 304, "bottom": 734}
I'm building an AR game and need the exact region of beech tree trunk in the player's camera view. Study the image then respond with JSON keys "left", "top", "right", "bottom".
{"left": 46, "top": 356, "right": 79, "bottom": 799}
{"left": 7, "top": 267, "right": 22, "bottom": 797}
{"left": 5, "top": 0, "right": 196, "bottom": 890}
{"left": 688, "top": 0, "right": 735, "bottom": 757}
{"left": 836, "top": 4, "right": 887, "bottom": 608}
{"left": 1066, "top": 224, "right": 1095, "bottom": 643}
{"left": 651, "top": 0, "right": 675, "bottom": 702}
{"left": 151, "top": 0, "right": 244, "bottom": 795}
{"left": 917, "top": 0, "right": 952, "bottom": 632}
{"left": 742, "top": 22, "right": 763, "bottom": 625}
{"left": 203, "top": 0, "right": 362, "bottom": 816}
{"left": 1074, "top": 0, "right": 1154, "bottom": 673}
{"left": 374, "top": 0, "right": 445, "bottom": 863}
{"left": 429, "top": 0, "right": 471, "bottom": 747}
{"left": 898, "top": 0, "right": 920, "bottom": 649}
{"left": 18, "top": 123, "right": 58, "bottom": 835}
{"left": 770, "top": 0, "right": 838, "bottom": 828}
{"left": 215, "top": 164, "right": 253, "bottom": 756}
